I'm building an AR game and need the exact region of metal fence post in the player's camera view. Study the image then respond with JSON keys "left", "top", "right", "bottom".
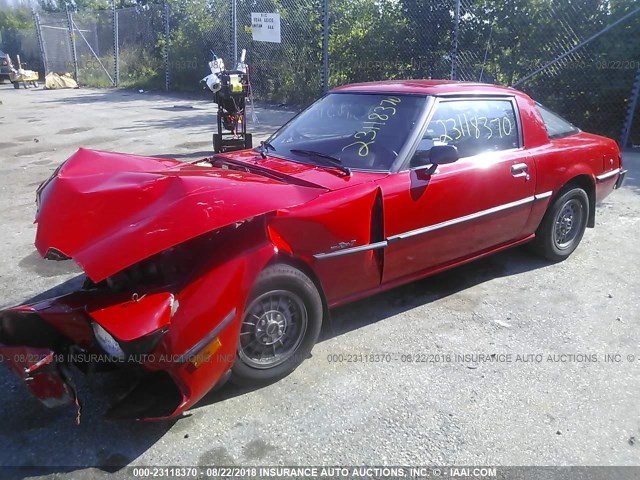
{"left": 164, "top": 0, "right": 170, "bottom": 91}
{"left": 65, "top": 4, "right": 79, "bottom": 81}
{"left": 113, "top": 0, "right": 119, "bottom": 86}
{"left": 321, "top": 0, "right": 329, "bottom": 94}
{"left": 621, "top": 70, "right": 640, "bottom": 148}
{"left": 231, "top": 0, "right": 238, "bottom": 64}
{"left": 450, "top": 0, "right": 460, "bottom": 80}
{"left": 32, "top": 9, "right": 48, "bottom": 75}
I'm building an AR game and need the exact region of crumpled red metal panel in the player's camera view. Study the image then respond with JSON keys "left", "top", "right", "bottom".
{"left": 88, "top": 292, "right": 174, "bottom": 342}
{"left": 0, "top": 346, "right": 74, "bottom": 408}
{"left": 34, "top": 148, "right": 324, "bottom": 282}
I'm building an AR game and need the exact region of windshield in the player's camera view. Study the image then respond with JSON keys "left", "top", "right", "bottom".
{"left": 267, "top": 93, "right": 427, "bottom": 171}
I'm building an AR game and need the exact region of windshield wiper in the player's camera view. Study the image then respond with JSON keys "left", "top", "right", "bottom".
{"left": 289, "top": 149, "right": 351, "bottom": 176}
{"left": 257, "top": 140, "right": 276, "bottom": 159}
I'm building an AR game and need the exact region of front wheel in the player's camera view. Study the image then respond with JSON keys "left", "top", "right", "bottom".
{"left": 531, "top": 186, "right": 589, "bottom": 262}
{"left": 231, "top": 264, "right": 323, "bottom": 386}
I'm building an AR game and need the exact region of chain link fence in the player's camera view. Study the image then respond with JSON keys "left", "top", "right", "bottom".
{"left": 456, "top": 1, "right": 640, "bottom": 144}
{"left": 168, "top": 0, "right": 230, "bottom": 92}
{"left": 236, "top": 0, "right": 323, "bottom": 105}
{"left": 72, "top": 9, "right": 115, "bottom": 87}
{"left": 328, "top": 0, "right": 453, "bottom": 88}
{"left": 36, "top": 11, "right": 73, "bottom": 75}
{"left": 2, "top": 0, "right": 639, "bottom": 145}
{"left": 628, "top": 74, "right": 640, "bottom": 147}
{"left": 117, "top": 5, "right": 166, "bottom": 89}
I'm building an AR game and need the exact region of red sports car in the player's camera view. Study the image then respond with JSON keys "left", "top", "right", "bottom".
{"left": 0, "top": 80, "right": 626, "bottom": 421}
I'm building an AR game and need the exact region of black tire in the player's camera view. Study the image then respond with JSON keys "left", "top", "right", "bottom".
{"left": 530, "top": 186, "right": 589, "bottom": 262}
{"left": 231, "top": 264, "right": 323, "bottom": 386}
{"left": 13, "top": 81, "right": 20, "bottom": 89}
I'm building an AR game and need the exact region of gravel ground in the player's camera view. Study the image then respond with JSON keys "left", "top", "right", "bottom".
{"left": 0, "top": 85, "right": 638, "bottom": 478}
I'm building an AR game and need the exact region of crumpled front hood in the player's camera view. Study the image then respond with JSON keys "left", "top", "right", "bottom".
{"left": 35, "top": 148, "right": 324, "bottom": 282}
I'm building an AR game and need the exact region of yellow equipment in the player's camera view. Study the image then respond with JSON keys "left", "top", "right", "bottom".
{"left": 8, "top": 54, "right": 39, "bottom": 89}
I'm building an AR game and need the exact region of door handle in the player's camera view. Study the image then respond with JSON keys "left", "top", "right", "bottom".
{"left": 511, "top": 163, "right": 530, "bottom": 181}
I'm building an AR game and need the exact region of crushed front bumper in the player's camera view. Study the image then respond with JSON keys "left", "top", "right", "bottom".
{"left": 0, "top": 295, "right": 185, "bottom": 422}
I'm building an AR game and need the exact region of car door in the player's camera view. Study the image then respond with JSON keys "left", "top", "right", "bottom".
{"left": 378, "top": 96, "right": 536, "bottom": 284}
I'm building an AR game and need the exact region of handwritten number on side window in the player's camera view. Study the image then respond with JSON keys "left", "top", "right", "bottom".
{"left": 432, "top": 114, "right": 514, "bottom": 144}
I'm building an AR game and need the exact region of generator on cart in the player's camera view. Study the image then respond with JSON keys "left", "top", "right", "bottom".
{"left": 201, "top": 49, "right": 253, "bottom": 153}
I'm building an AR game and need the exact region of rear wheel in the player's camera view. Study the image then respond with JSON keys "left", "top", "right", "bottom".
{"left": 231, "top": 264, "right": 323, "bottom": 386}
{"left": 531, "top": 186, "right": 589, "bottom": 262}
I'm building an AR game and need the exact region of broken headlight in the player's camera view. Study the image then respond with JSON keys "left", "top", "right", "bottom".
{"left": 91, "top": 321, "right": 169, "bottom": 363}
{"left": 92, "top": 322, "right": 126, "bottom": 360}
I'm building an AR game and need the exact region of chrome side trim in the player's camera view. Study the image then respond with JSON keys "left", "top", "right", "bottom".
{"left": 596, "top": 168, "right": 620, "bottom": 182}
{"left": 534, "top": 191, "right": 553, "bottom": 200}
{"left": 313, "top": 241, "right": 388, "bottom": 259}
{"left": 387, "top": 196, "right": 535, "bottom": 242}
{"left": 177, "top": 308, "right": 236, "bottom": 363}
{"left": 314, "top": 195, "right": 543, "bottom": 258}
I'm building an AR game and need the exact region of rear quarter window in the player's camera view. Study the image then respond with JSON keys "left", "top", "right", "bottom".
{"left": 535, "top": 103, "right": 581, "bottom": 139}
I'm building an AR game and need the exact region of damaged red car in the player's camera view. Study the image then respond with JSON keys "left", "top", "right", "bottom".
{"left": 0, "top": 80, "right": 626, "bottom": 421}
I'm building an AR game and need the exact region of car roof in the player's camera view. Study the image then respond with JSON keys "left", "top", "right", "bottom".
{"left": 331, "top": 79, "right": 525, "bottom": 98}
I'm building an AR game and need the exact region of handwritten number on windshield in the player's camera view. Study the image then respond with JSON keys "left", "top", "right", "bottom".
{"left": 374, "top": 105, "right": 396, "bottom": 115}
{"left": 343, "top": 97, "right": 401, "bottom": 157}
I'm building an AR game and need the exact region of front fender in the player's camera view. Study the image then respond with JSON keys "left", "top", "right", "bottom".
{"left": 162, "top": 240, "right": 277, "bottom": 415}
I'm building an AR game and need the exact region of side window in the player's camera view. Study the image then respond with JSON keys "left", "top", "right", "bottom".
{"left": 535, "top": 103, "right": 580, "bottom": 139}
{"left": 412, "top": 99, "right": 520, "bottom": 164}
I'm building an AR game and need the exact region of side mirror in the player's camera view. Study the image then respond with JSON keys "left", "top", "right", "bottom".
{"left": 429, "top": 145, "right": 458, "bottom": 165}
{"left": 412, "top": 144, "right": 459, "bottom": 175}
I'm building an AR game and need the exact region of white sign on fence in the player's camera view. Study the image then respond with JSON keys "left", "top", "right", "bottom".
{"left": 251, "top": 12, "right": 281, "bottom": 43}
